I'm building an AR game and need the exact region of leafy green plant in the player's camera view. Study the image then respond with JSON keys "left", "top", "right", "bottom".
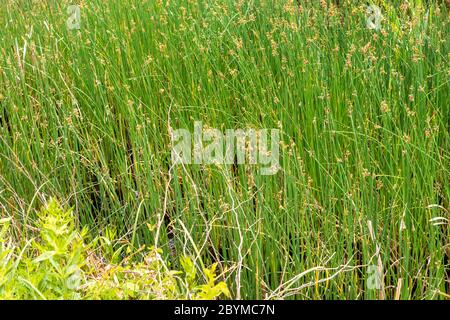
{"left": 180, "top": 257, "right": 230, "bottom": 300}
{"left": 0, "top": 217, "right": 15, "bottom": 298}
{"left": 21, "top": 199, "right": 87, "bottom": 299}
{"left": 0, "top": 199, "right": 229, "bottom": 300}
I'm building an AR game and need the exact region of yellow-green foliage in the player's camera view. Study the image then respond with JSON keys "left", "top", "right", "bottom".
{"left": 0, "top": 199, "right": 229, "bottom": 300}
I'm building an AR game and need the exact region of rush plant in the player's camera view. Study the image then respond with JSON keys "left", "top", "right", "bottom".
{"left": 0, "top": 0, "right": 448, "bottom": 299}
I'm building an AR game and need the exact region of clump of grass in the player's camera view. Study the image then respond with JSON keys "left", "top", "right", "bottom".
{"left": 0, "top": 0, "right": 448, "bottom": 299}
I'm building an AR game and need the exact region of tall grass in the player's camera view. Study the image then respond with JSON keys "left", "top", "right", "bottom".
{"left": 0, "top": 0, "right": 448, "bottom": 299}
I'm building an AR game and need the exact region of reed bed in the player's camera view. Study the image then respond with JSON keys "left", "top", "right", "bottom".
{"left": 0, "top": 0, "right": 448, "bottom": 299}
